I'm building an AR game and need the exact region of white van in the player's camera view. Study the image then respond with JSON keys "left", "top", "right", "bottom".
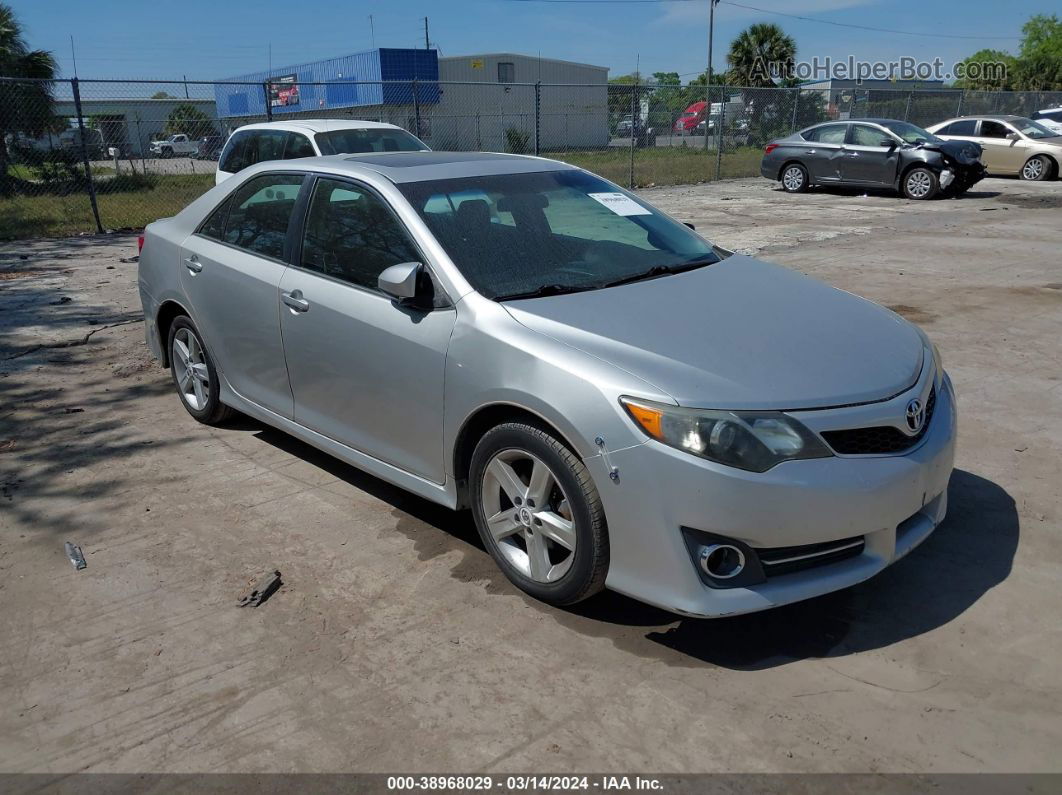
{"left": 215, "top": 119, "right": 430, "bottom": 184}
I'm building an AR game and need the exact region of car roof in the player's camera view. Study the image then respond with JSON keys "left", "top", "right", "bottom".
{"left": 232, "top": 119, "right": 407, "bottom": 134}
{"left": 949, "top": 114, "right": 1025, "bottom": 121}
{"left": 254, "top": 151, "right": 578, "bottom": 184}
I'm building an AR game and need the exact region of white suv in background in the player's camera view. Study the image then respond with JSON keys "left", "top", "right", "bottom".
{"left": 215, "top": 120, "right": 430, "bottom": 184}
{"left": 1031, "top": 107, "right": 1062, "bottom": 136}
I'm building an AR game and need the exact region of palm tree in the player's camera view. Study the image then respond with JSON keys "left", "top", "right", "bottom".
{"left": 0, "top": 3, "right": 59, "bottom": 194}
{"left": 726, "top": 23, "right": 796, "bottom": 88}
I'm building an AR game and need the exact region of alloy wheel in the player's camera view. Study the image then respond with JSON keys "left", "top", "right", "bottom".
{"left": 480, "top": 449, "right": 577, "bottom": 583}
{"left": 782, "top": 166, "right": 804, "bottom": 191}
{"left": 906, "top": 170, "right": 932, "bottom": 198}
{"left": 172, "top": 327, "right": 211, "bottom": 411}
{"left": 1022, "top": 157, "right": 1044, "bottom": 180}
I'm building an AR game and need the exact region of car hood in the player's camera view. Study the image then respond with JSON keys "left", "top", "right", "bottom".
{"left": 923, "top": 139, "right": 982, "bottom": 165}
{"left": 502, "top": 254, "right": 924, "bottom": 410}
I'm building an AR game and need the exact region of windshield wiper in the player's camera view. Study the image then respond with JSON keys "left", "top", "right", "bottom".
{"left": 494, "top": 283, "right": 594, "bottom": 302}
{"left": 600, "top": 258, "right": 716, "bottom": 289}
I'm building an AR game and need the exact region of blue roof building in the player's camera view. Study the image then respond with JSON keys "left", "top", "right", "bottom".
{"left": 214, "top": 48, "right": 439, "bottom": 119}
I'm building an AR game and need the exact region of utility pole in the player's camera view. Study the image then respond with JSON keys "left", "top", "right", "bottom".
{"left": 69, "top": 35, "right": 78, "bottom": 77}
{"left": 424, "top": 17, "right": 430, "bottom": 50}
{"left": 703, "top": 0, "right": 720, "bottom": 152}
{"left": 369, "top": 15, "right": 375, "bottom": 48}
{"left": 183, "top": 75, "right": 189, "bottom": 99}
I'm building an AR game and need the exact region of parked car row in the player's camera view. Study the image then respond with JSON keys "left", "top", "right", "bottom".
{"left": 761, "top": 113, "right": 1062, "bottom": 199}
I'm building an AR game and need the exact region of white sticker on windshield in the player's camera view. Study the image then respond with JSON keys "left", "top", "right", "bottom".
{"left": 588, "top": 192, "right": 652, "bottom": 216}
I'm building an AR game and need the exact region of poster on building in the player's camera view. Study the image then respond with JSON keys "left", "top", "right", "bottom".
{"left": 269, "top": 74, "right": 300, "bottom": 107}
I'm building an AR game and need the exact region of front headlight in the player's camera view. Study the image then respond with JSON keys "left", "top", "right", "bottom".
{"left": 621, "top": 397, "right": 832, "bottom": 472}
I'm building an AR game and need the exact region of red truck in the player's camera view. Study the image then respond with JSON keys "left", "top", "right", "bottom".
{"left": 673, "top": 101, "right": 707, "bottom": 135}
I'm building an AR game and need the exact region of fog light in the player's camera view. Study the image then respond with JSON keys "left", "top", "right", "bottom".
{"left": 698, "top": 544, "right": 746, "bottom": 579}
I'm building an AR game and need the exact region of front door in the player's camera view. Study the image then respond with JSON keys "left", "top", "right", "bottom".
{"left": 279, "top": 176, "right": 456, "bottom": 483}
{"left": 842, "top": 124, "right": 899, "bottom": 185}
{"left": 975, "top": 120, "right": 1024, "bottom": 174}
{"left": 179, "top": 171, "right": 306, "bottom": 416}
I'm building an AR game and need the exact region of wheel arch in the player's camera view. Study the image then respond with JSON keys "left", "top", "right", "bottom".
{"left": 451, "top": 402, "right": 584, "bottom": 508}
{"left": 777, "top": 158, "right": 808, "bottom": 182}
{"left": 155, "top": 298, "right": 192, "bottom": 367}
{"left": 1026, "top": 152, "right": 1058, "bottom": 179}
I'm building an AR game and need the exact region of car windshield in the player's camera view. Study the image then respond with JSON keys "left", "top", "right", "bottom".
{"left": 399, "top": 170, "right": 719, "bottom": 300}
{"left": 880, "top": 121, "right": 941, "bottom": 144}
{"left": 1011, "top": 118, "right": 1056, "bottom": 139}
{"left": 314, "top": 128, "right": 427, "bottom": 155}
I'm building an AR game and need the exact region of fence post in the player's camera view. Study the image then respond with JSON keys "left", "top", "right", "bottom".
{"left": 956, "top": 90, "right": 965, "bottom": 117}
{"left": 904, "top": 91, "right": 913, "bottom": 121}
{"left": 413, "top": 79, "right": 421, "bottom": 138}
{"left": 534, "top": 81, "right": 541, "bottom": 156}
{"left": 263, "top": 82, "right": 273, "bottom": 121}
{"left": 629, "top": 82, "right": 637, "bottom": 190}
{"left": 790, "top": 87, "right": 800, "bottom": 132}
{"left": 715, "top": 84, "right": 725, "bottom": 180}
{"left": 71, "top": 78, "right": 104, "bottom": 235}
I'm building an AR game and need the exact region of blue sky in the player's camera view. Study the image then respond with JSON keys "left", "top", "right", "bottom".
{"left": 12, "top": 0, "right": 1054, "bottom": 82}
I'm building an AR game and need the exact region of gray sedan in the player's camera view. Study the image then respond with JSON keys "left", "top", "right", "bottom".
{"left": 138, "top": 151, "right": 955, "bottom": 617}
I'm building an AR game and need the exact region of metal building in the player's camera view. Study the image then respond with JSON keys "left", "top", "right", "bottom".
{"left": 432, "top": 53, "right": 609, "bottom": 151}
{"left": 214, "top": 48, "right": 439, "bottom": 126}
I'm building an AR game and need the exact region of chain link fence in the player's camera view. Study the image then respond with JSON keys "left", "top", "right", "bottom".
{"left": 2, "top": 76, "right": 1060, "bottom": 240}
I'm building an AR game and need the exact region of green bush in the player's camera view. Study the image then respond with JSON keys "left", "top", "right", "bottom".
{"left": 505, "top": 127, "right": 531, "bottom": 154}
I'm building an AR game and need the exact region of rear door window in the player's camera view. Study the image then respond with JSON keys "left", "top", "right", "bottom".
{"left": 221, "top": 173, "right": 305, "bottom": 260}
{"left": 284, "top": 132, "right": 316, "bottom": 159}
{"left": 940, "top": 119, "right": 977, "bottom": 136}
{"left": 803, "top": 124, "right": 847, "bottom": 144}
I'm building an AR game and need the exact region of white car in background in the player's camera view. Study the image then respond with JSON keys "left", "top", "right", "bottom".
{"left": 1031, "top": 107, "right": 1062, "bottom": 136}
{"left": 215, "top": 119, "right": 430, "bottom": 184}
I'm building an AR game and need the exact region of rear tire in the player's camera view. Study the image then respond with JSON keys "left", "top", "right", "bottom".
{"left": 902, "top": 167, "right": 939, "bottom": 200}
{"left": 780, "top": 163, "right": 809, "bottom": 193}
{"left": 470, "top": 422, "right": 608, "bottom": 606}
{"left": 167, "top": 315, "right": 235, "bottom": 426}
{"left": 1020, "top": 155, "right": 1051, "bottom": 181}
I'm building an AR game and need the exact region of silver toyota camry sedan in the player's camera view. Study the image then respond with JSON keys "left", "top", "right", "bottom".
{"left": 138, "top": 151, "right": 956, "bottom": 618}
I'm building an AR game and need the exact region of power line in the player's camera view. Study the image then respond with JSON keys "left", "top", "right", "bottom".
{"left": 501, "top": 0, "right": 1022, "bottom": 40}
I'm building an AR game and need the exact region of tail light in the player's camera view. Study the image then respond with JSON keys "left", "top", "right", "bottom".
{"left": 764, "top": 144, "right": 779, "bottom": 155}
{"left": 137, "top": 234, "right": 145, "bottom": 254}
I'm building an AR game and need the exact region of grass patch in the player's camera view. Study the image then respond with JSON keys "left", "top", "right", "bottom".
{"left": 554, "top": 146, "right": 764, "bottom": 187}
{"left": 0, "top": 173, "right": 213, "bottom": 240}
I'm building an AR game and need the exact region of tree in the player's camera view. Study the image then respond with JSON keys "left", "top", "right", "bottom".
{"left": 1014, "top": 14, "right": 1062, "bottom": 90}
{"left": 954, "top": 49, "right": 1018, "bottom": 91}
{"left": 726, "top": 23, "right": 796, "bottom": 87}
{"left": 151, "top": 91, "right": 177, "bottom": 99}
{"left": 163, "top": 103, "right": 215, "bottom": 139}
{"left": 0, "top": 3, "right": 58, "bottom": 193}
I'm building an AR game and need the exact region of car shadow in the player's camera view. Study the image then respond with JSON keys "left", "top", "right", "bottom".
{"left": 773, "top": 185, "right": 1002, "bottom": 200}
{"left": 246, "top": 420, "right": 1017, "bottom": 671}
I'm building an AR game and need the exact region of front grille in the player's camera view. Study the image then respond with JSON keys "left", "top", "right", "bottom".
{"left": 821, "top": 387, "right": 936, "bottom": 455}
{"left": 755, "top": 535, "right": 865, "bottom": 577}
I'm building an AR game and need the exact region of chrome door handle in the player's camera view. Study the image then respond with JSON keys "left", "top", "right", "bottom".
{"left": 184, "top": 256, "right": 202, "bottom": 274}
{"left": 806, "top": 149, "right": 816, "bottom": 154}
{"left": 281, "top": 290, "right": 309, "bottom": 313}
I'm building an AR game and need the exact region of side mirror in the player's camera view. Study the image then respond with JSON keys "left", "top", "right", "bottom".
{"left": 378, "top": 262, "right": 425, "bottom": 302}
{"left": 879, "top": 138, "right": 896, "bottom": 148}
{"left": 1005, "top": 131, "right": 1020, "bottom": 141}
{"left": 683, "top": 221, "right": 696, "bottom": 230}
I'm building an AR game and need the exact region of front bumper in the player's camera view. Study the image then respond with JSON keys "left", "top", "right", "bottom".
{"left": 589, "top": 373, "right": 957, "bottom": 618}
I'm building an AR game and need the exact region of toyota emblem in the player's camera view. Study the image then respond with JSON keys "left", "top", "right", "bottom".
{"left": 905, "top": 398, "right": 926, "bottom": 433}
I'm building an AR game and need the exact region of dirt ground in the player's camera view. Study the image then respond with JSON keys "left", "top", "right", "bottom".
{"left": 1, "top": 176, "right": 1060, "bottom": 774}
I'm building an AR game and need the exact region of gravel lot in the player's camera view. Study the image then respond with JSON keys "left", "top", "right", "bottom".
{"left": 1, "top": 176, "right": 1060, "bottom": 774}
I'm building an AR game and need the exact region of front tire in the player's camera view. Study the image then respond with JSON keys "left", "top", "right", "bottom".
{"left": 780, "top": 163, "right": 809, "bottom": 193}
{"left": 470, "top": 422, "right": 609, "bottom": 606}
{"left": 902, "top": 167, "right": 939, "bottom": 200}
{"left": 167, "top": 316, "right": 234, "bottom": 426}
{"left": 1020, "top": 155, "right": 1051, "bottom": 181}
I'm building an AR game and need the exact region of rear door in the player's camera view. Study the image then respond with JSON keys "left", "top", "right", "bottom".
{"left": 841, "top": 124, "right": 898, "bottom": 185}
{"left": 178, "top": 171, "right": 308, "bottom": 416}
{"left": 801, "top": 123, "right": 848, "bottom": 182}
